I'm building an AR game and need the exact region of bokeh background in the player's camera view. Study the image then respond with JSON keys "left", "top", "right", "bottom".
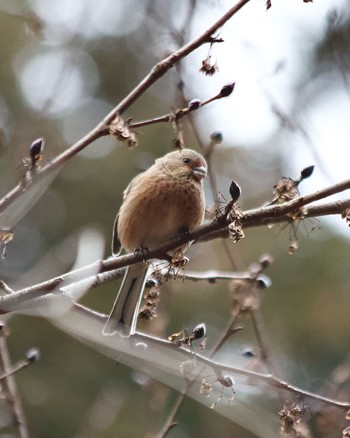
{"left": 0, "top": 0, "right": 349, "bottom": 437}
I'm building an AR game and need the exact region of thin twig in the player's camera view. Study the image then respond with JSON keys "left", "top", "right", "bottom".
{"left": 250, "top": 309, "right": 278, "bottom": 375}
{"left": 156, "top": 392, "right": 186, "bottom": 438}
{"left": 138, "top": 332, "right": 350, "bottom": 411}
{"left": 0, "top": 0, "right": 251, "bottom": 218}
{"left": 66, "top": 305, "right": 350, "bottom": 413}
{"left": 0, "top": 329, "right": 29, "bottom": 438}
{"left": 128, "top": 86, "right": 233, "bottom": 130}
{"left": 157, "top": 314, "right": 241, "bottom": 438}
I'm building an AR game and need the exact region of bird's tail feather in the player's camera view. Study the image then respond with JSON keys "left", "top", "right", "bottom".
{"left": 103, "top": 263, "right": 148, "bottom": 337}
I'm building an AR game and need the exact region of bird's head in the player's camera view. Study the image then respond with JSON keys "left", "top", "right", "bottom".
{"left": 160, "top": 148, "right": 208, "bottom": 182}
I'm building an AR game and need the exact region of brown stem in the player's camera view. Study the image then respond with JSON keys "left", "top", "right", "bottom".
{"left": 0, "top": 0, "right": 251, "bottom": 219}
{"left": 0, "top": 329, "right": 29, "bottom": 438}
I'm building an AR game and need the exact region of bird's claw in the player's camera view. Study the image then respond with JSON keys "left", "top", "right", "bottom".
{"left": 134, "top": 245, "right": 150, "bottom": 262}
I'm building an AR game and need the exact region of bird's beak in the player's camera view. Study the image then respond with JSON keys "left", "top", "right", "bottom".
{"left": 193, "top": 165, "right": 207, "bottom": 178}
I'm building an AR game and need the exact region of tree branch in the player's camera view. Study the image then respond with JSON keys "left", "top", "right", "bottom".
{"left": 0, "top": 330, "right": 29, "bottom": 438}
{"left": 64, "top": 306, "right": 350, "bottom": 412}
{"left": 0, "top": 190, "right": 349, "bottom": 313}
{"left": 0, "top": 0, "right": 250, "bottom": 218}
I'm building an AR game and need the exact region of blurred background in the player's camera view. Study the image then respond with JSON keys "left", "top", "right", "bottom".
{"left": 0, "top": 0, "right": 350, "bottom": 437}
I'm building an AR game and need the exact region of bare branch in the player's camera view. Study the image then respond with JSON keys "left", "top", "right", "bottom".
{"left": 64, "top": 305, "right": 350, "bottom": 413}
{"left": 0, "top": 0, "right": 251, "bottom": 219}
{"left": 0, "top": 329, "right": 30, "bottom": 438}
{"left": 0, "top": 190, "right": 349, "bottom": 313}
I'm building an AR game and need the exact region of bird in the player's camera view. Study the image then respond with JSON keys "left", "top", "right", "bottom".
{"left": 103, "top": 148, "right": 207, "bottom": 337}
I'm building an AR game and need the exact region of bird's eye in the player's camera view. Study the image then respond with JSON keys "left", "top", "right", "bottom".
{"left": 182, "top": 157, "right": 190, "bottom": 164}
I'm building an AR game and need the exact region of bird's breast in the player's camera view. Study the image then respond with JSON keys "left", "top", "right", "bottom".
{"left": 117, "top": 173, "right": 205, "bottom": 252}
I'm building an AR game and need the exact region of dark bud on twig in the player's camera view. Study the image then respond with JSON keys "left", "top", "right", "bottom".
{"left": 192, "top": 323, "right": 206, "bottom": 341}
{"left": 299, "top": 165, "right": 314, "bottom": 181}
{"left": 219, "top": 83, "right": 235, "bottom": 98}
{"left": 256, "top": 276, "right": 270, "bottom": 289}
{"left": 242, "top": 348, "right": 256, "bottom": 358}
{"left": 146, "top": 278, "right": 159, "bottom": 289}
{"left": 217, "top": 375, "right": 234, "bottom": 388}
{"left": 204, "top": 131, "right": 222, "bottom": 159}
{"left": 229, "top": 180, "right": 241, "bottom": 203}
{"left": 177, "top": 80, "right": 185, "bottom": 92}
{"left": 266, "top": 0, "right": 272, "bottom": 10}
{"left": 188, "top": 99, "right": 202, "bottom": 111}
{"left": 210, "top": 131, "right": 223, "bottom": 144}
{"left": 25, "top": 347, "right": 40, "bottom": 363}
{"left": 259, "top": 254, "right": 273, "bottom": 270}
{"left": 29, "top": 137, "right": 45, "bottom": 168}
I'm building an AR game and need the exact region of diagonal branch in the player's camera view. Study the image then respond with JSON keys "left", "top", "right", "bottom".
{"left": 62, "top": 306, "right": 350, "bottom": 412}
{"left": 0, "top": 0, "right": 251, "bottom": 217}
{"left": 0, "top": 190, "right": 349, "bottom": 312}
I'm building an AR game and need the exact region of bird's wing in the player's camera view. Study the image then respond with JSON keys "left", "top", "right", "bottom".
{"left": 112, "top": 174, "right": 142, "bottom": 256}
{"left": 112, "top": 215, "right": 122, "bottom": 256}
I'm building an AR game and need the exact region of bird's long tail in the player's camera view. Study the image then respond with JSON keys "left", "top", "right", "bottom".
{"left": 103, "top": 263, "right": 148, "bottom": 337}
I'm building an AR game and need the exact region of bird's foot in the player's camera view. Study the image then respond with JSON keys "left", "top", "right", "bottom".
{"left": 134, "top": 245, "right": 150, "bottom": 262}
{"left": 180, "top": 226, "right": 192, "bottom": 244}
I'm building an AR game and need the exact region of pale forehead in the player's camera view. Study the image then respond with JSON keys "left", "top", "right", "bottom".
{"left": 169, "top": 148, "right": 206, "bottom": 162}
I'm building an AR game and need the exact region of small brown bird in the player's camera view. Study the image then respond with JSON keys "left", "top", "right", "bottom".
{"left": 103, "top": 148, "right": 207, "bottom": 337}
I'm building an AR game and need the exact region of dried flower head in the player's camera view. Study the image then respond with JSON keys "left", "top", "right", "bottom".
{"left": 228, "top": 221, "right": 245, "bottom": 243}
{"left": 230, "top": 277, "right": 266, "bottom": 314}
{"left": 138, "top": 282, "right": 160, "bottom": 321}
{"left": 200, "top": 57, "right": 219, "bottom": 76}
{"left": 279, "top": 397, "right": 310, "bottom": 437}
{"left": 200, "top": 378, "right": 213, "bottom": 398}
{"left": 109, "top": 115, "right": 138, "bottom": 148}
{"left": 202, "top": 374, "right": 235, "bottom": 409}
{"left": 0, "top": 228, "right": 14, "bottom": 259}
{"left": 273, "top": 176, "right": 299, "bottom": 203}
{"left": 346, "top": 409, "right": 350, "bottom": 421}
{"left": 343, "top": 426, "right": 350, "bottom": 437}
{"left": 288, "top": 240, "right": 299, "bottom": 255}
{"left": 179, "top": 359, "right": 197, "bottom": 381}
{"left": 341, "top": 209, "right": 350, "bottom": 227}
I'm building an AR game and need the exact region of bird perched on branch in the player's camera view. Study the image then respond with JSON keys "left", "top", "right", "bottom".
{"left": 103, "top": 148, "right": 207, "bottom": 337}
